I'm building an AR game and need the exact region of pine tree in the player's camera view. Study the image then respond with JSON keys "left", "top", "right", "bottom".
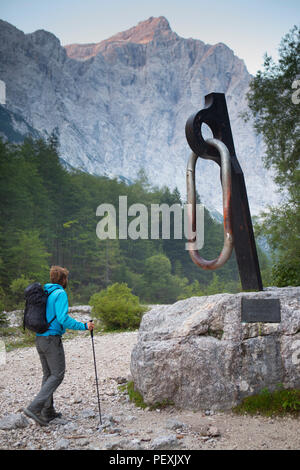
{"left": 246, "top": 25, "right": 300, "bottom": 286}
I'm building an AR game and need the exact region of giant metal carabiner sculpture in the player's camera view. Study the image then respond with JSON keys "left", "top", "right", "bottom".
{"left": 185, "top": 92, "right": 263, "bottom": 291}
{"left": 187, "top": 138, "right": 233, "bottom": 270}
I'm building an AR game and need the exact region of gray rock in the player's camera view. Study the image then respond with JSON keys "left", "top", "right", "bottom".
{"left": 165, "top": 418, "right": 186, "bottom": 431}
{"left": 55, "top": 438, "right": 70, "bottom": 450}
{"left": 62, "top": 421, "right": 78, "bottom": 433}
{"left": 104, "top": 440, "right": 122, "bottom": 450}
{"left": 207, "top": 426, "right": 221, "bottom": 437}
{"left": 150, "top": 434, "right": 179, "bottom": 450}
{"left": 126, "top": 415, "right": 136, "bottom": 423}
{"left": 198, "top": 424, "right": 221, "bottom": 437}
{"left": 104, "top": 438, "right": 126, "bottom": 450}
{"left": 80, "top": 408, "right": 96, "bottom": 419}
{"left": 131, "top": 287, "right": 300, "bottom": 411}
{"left": 4, "top": 310, "right": 23, "bottom": 328}
{"left": 108, "top": 427, "right": 122, "bottom": 434}
{"left": 128, "top": 438, "right": 142, "bottom": 450}
{"left": 103, "top": 436, "right": 143, "bottom": 450}
{"left": 76, "top": 438, "right": 90, "bottom": 447}
{"left": 98, "top": 414, "right": 120, "bottom": 432}
{"left": 0, "top": 413, "right": 29, "bottom": 430}
{"left": 50, "top": 417, "right": 69, "bottom": 425}
{"left": 102, "top": 414, "right": 119, "bottom": 425}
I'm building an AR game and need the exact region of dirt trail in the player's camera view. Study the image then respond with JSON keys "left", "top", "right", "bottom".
{"left": 0, "top": 332, "right": 299, "bottom": 450}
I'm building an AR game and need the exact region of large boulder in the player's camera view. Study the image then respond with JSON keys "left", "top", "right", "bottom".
{"left": 130, "top": 287, "right": 300, "bottom": 410}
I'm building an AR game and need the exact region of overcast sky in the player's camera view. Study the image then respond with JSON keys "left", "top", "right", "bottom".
{"left": 1, "top": 0, "right": 299, "bottom": 75}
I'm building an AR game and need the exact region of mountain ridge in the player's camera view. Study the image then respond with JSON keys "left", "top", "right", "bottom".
{"left": 64, "top": 16, "right": 176, "bottom": 61}
{"left": 0, "top": 16, "right": 279, "bottom": 214}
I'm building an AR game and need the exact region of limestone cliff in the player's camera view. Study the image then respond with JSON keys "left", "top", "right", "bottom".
{"left": 0, "top": 17, "right": 279, "bottom": 213}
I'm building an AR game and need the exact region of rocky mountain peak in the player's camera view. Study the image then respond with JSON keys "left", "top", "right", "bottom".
{"left": 107, "top": 16, "right": 172, "bottom": 44}
{"left": 27, "top": 29, "right": 61, "bottom": 47}
{"left": 0, "top": 17, "right": 280, "bottom": 214}
{"left": 64, "top": 16, "right": 173, "bottom": 61}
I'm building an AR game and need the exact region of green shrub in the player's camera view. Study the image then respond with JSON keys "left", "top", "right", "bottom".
{"left": 233, "top": 385, "right": 300, "bottom": 417}
{"left": 0, "top": 286, "right": 7, "bottom": 326}
{"left": 272, "top": 254, "right": 300, "bottom": 287}
{"left": 89, "top": 282, "right": 147, "bottom": 331}
{"left": 10, "top": 275, "right": 33, "bottom": 309}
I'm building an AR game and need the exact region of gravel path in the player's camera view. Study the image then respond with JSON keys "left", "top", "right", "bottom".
{"left": 0, "top": 331, "right": 299, "bottom": 450}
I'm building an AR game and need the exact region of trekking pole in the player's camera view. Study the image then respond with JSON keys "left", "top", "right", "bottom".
{"left": 89, "top": 320, "right": 102, "bottom": 427}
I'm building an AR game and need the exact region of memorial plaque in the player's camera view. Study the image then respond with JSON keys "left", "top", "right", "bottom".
{"left": 241, "top": 298, "right": 281, "bottom": 323}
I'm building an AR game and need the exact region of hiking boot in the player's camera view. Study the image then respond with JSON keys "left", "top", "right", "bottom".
{"left": 23, "top": 408, "right": 49, "bottom": 426}
{"left": 41, "top": 409, "right": 63, "bottom": 422}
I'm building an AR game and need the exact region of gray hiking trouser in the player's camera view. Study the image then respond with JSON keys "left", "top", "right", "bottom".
{"left": 28, "top": 335, "right": 65, "bottom": 414}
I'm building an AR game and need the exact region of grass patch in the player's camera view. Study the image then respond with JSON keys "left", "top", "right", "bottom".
{"left": 119, "top": 381, "right": 175, "bottom": 410}
{"left": 119, "top": 381, "right": 147, "bottom": 409}
{"left": 233, "top": 385, "right": 300, "bottom": 417}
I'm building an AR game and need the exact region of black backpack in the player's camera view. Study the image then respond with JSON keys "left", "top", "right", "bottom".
{"left": 23, "top": 283, "right": 60, "bottom": 334}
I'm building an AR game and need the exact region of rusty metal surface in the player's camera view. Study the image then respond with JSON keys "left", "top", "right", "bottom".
{"left": 186, "top": 138, "right": 233, "bottom": 269}
{"left": 185, "top": 92, "right": 263, "bottom": 291}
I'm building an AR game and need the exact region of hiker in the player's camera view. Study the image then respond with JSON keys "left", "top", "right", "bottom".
{"left": 23, "top": 265, "right": 94, "bottom": 426}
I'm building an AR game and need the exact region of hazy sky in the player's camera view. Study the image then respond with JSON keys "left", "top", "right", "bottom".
{"left": 0, "top": 0, "right": 299, "bottom": 75}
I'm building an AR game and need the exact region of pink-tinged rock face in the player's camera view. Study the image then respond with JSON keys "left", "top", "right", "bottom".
{"left": 64, "top": 17, "right": 173, "bottom": 61}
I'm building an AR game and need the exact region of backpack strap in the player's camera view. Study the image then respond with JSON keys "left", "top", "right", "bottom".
{"left": 47, "top": 287, "right": 62, "bottom": 325}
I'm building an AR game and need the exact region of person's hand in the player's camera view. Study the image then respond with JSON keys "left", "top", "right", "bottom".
{"left": 86, "top": 321, "right": 94, "bottom": 331}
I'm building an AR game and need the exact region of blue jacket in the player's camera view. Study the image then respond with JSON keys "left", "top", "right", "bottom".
{"left": 36, "top": 283, "right": 87, "bottom": 336}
